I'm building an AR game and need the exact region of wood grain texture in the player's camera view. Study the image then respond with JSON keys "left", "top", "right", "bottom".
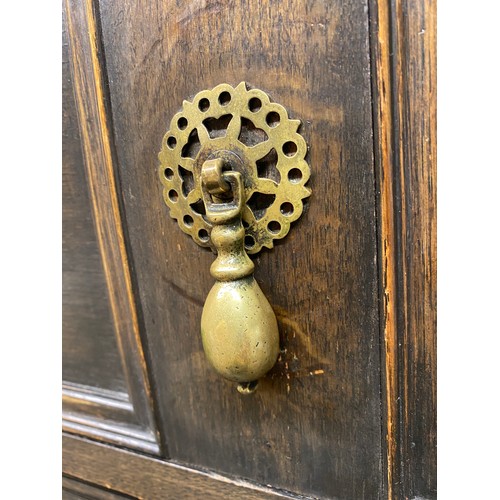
{"left": 369, "top": 0, "right": 437, "bottom": 497}
{"left": 63, "top": 476, "right": 131, "bottom": 499}
{"left": 97, "top": 0, "right": 382, "bottom": 498}
{"left": 368, "top": 1, "right": 400, "bottom": 497}
{"left": 63, "top": 0, "right": 160, "bottom": 454}
{"left": 63, "top": 434, "right": 310, "bottom": 500}
{"left": 393, "top": 0, "right": 437, "bottom": 496}
{"left": 63, "top": 10, "right": 126, "bottom": 394}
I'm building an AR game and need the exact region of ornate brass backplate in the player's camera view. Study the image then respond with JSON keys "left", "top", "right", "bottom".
{"left": 158, "top": 82, "right": 311, "bottom": 393}
{"left": 158, "top": 82, "right": 311, "bottom": 254}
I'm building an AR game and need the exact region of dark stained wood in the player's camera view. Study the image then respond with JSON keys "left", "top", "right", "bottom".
{"left": 369, "top": 0, "right": 437, "bottom": 498}
{"left": 63, "top": 476, "right": 131, "bottom": 499}
{"left": 63, "top": 0, "right": 436, "bottom": 497}
{"left": 392, "top": 0, "right": 437, "bottom": 496}
{"left": 63, "top": 0, "right": 160, "bottom": 454}
{"left": 97, "top": 0, "right": 382, "bottom": 498}
{"left": 63, "top": 7, "right": 126, "bottom": 394}
{"left": 63, "top": 434, "right": 309, "bottom": 499}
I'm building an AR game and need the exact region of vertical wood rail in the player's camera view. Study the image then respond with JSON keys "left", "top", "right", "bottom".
{"left": 64, "top": 0, "right": 160, "bottom": 451}
{"left": 369, "top": 0, "right": 436, "bottom": 498}
{"left": 368, "top": 0, "right": 400, "bottom": 496}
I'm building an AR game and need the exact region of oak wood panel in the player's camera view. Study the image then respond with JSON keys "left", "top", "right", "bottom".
{"left": 63, "top": 434, "right": 309, "bottom": 500}
{"left": 98, "top": 0, "right": 382, "bottom": 498}
{"left": 63, "top": 10, "right": 126, "bottom": 393}
{"left": 63, "top": 476, "right": 131, "bottom": 499}
{"left": 369, "top": 0, "right": 437, "bottom": 497}
{"left": 392, "top": 0, "right": 436, "bottom": 496}
{"left": 63, "top": 0, "right": 160, "bottom": 454}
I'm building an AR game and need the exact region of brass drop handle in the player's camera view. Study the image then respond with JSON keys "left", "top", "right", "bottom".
{"left": 200, "top": 159, "right": 279, "bottom": 394}
{"left": 158, "top": 82, "right": 311, "bottom": 393}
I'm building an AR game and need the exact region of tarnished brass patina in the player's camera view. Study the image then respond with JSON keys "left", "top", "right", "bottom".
{"left": 200, "top": 167, "right": 279, "bottom": 393}
{"left": 158, "top": 82, "right": 311, "bottom": 254}
{"left": 158, "top": 83, "right": 311, "bottom": 392}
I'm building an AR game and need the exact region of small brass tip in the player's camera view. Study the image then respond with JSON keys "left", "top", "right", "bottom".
{"left": 237, "top": 380, "right": 259, "bottom": 395}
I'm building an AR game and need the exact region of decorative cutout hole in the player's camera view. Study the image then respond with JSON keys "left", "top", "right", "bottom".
{"left": 249, "top": 97, "right": 262, "bottom": 112}
{"left": 183, "top": 214, "right": 194, "bottom": 227}
{"left": 267, "top": 221, "right": 281, "bottom": 234}
{"left": 256, "top": 148, "right": 280, "bottom": 183}
{"left": 178, "top": 165, "right": 195, "bottom": 197}
{"left": 198, "top": 228, "right": 209, "bottom": 242}
{"left": 219, "top": 91, "right": 231, "bottom": 106}
{"left": 158, "top": 84, "right": 310, "bottom": 253}
{"left": 288, "top": 168, "right": 303, "bottom": 183}
{"left": 247, "top": 192, "right": 276, "bottom": 221}
{"left": 244, "top": 235, "right": 256, "bottom": 249}
{"left": 190, "top": 198, "right": 206, "bottom": 216}
{"left": 238, "top": 117, "right": 268, "bottom": 147}
{"left": 280, "top": 202, "right": 294, "bottom": 216}
{"left": 282, "top": 141, "right": 297, "bottom": 157}
{"left": 198, "top": 98, "right": 210, "bottom": 112}
{"left": 203, "top": 114, "right": 233, "bottom": 139}
{"left": 181, "top": 129, "right": 201, "bottom": 159}
{"left": 266, "top": 111, "right": 280, "bottom": 127}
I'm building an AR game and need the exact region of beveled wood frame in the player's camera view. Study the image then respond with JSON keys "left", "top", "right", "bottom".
{"left": 369, "top": 0, "right": 437, "bottom": 497}
{"left": 63, "top": 0, "right": 160, "bottom": 455}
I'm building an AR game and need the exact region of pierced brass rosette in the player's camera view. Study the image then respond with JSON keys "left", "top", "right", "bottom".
{"left": 158, "top": 82, "right": 311, "bottom": 254}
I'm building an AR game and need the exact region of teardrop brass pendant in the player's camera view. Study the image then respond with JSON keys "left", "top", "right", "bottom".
{"left": 158, "top": 83, "right": 311, "bottom": 392}
{"left": 200, "top": 166, "right": 280, "bottom": 392}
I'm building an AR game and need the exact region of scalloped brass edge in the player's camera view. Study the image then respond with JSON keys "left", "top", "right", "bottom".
{"left": 157, "top": 82, "right": 311, "bottom": 255}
